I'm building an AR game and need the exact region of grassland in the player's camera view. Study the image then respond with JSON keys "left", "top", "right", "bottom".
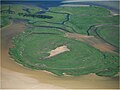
{"left": 50, "top": 6, "right": 119, "bottom": 34}
{"left": 9, "top": 28, "right": 119, "bottom": 76}
{"left": 1, "top": 4, "right": 65, "bottom": 27}
{"left": 1, "top": 4, "right": 119, "bottom": 77}
{"left": 0, "top": 16, "right": 10, "bottom": 27}
{"left": 96, "top": 25, "right": 119, "bottom": 48}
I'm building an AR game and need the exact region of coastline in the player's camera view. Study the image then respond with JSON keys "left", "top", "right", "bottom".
{"left": 1, "top": 68, "right": 64, "bottom": 89}
{"left": 60, "top": 4, "right": 90, "bottom": 7}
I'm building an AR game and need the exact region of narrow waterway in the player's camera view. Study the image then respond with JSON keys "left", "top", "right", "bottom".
{"left": 1, "top": 21, "right": 119, "bottom": 89}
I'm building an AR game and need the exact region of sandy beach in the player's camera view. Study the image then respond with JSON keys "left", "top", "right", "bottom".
{"left": 1, "top": 68, "right": 64, "bottom": 89}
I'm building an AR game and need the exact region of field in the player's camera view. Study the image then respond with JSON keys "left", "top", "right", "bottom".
{"left": 1, "top": 4, "right": 119, "bottom": 77}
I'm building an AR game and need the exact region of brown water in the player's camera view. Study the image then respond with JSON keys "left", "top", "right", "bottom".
{"left": 1, "top": 21, "right": 119, "bottom": 89}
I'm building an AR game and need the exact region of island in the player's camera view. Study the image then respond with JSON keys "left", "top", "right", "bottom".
{"left": 1, "top": 4, "right": 119, "bottom": 77}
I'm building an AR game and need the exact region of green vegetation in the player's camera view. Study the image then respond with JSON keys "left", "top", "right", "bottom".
{"left": 50, "top": 6, "right": 110, "bottom": 16}
{"left": 97, "top": 26, "right": 119, "bottom": 47}
{"left": 9, "top": 27, "right": 119, "bottom": 77}
{"left": 1, "top": 4, "right": 119, "bottom": 77}
{"left": 0, "top": 16, "right": 10, "bottom": 27}
{"left": 50, "top": 6, "right": 119, "bottom": 34}
{"left": 1, "top": 4, "right": 65, "bottom": 28}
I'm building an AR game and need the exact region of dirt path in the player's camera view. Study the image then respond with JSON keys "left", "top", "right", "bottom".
{"left": 1, "top": 22, "right": 119, "bottom": 89}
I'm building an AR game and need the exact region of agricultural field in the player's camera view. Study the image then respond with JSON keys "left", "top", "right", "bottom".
{"left": 1, "top": 4, "right": 119, "bottom": 77}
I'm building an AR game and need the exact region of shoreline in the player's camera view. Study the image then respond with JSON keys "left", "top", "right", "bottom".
{"left": 1, "top": 68, "right": 64, "bottom": 89}
{"left": 60, "top": 4, "right": 90, "bottom": 7}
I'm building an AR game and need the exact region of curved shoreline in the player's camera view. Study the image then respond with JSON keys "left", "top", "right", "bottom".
{"left": 1, "top": 21, "right": 65, "bottom": 89}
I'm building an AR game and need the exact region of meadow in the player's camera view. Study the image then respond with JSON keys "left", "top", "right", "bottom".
{"left": 96, "top": 25, "right": 119, "bottom": 48}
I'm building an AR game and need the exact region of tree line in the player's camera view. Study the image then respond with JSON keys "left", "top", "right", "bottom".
{"left": 18, "top": 13, "right": 53, "bottom": 19}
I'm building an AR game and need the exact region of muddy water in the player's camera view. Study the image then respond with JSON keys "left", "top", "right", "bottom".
{"left": 1, "top": 21, "right": 119, "bottom": 89}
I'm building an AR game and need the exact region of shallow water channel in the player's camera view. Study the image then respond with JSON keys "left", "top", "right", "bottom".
{"left": 1, "top": 20, "right": 119, "bottom": 89}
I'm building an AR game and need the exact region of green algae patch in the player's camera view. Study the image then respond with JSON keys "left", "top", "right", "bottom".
{"left": 9, "top": 28, "right": 119, "bottom": 77}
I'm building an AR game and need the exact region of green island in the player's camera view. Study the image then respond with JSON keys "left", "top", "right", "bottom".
{"left": 1, "top": 4, "right": 119, "bottom": 77}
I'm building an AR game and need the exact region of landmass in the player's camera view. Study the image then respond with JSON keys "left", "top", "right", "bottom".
{"left": 1, "top": 4, "right": 119, "bottom": 77}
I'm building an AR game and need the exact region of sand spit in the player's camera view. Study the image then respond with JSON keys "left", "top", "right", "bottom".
{"left": 47, "top": 45, "right": 70, "bottom": 58}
